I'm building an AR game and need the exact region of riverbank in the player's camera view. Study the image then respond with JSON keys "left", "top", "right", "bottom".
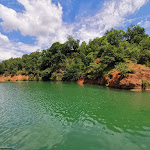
{"left": 0, "top": 74, "right": 38, "bottom": 82}
{"left": 1, "top": 63, "right": 150, "bottom": 91}
{"left": 77, "top": 63, "right": 150, "bottom": 91}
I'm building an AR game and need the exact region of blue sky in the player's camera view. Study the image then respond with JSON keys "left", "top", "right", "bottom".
{"left": 0, "top": 0, "right": 150, "bottom": 61}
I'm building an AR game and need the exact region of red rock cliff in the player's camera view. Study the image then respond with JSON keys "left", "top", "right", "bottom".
{"left": 77, "top": 63, "right": 150, "bottom": 90}
{"left": 0, "top": 74, "right": 37, "bottom": 82}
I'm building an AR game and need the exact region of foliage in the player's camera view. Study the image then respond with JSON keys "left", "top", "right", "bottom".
{"left": 142, "top": 80, "right": 150, "bottom": 89}
{"left": 22, "top": 78, "right": 28, "bottom": 81}
{"left": 115, "top": 62, "right": 132, "bottom": 76}
{"left": 125, "top": 25, "right": 148, "bottom": 44}
{"left": 0, "top": 25, "right": 150, "bottom": 82}
{"left": 0, "top": 63, "right": 5, "bottom": 74}
{"left": 63, "top": 58, "right": 84, "bottom": 81}
{"left": 105, "top": 29, "right": 125, "bottom": 46}
{"left": 138, "top": 50, "right": 150, "bottom": 67}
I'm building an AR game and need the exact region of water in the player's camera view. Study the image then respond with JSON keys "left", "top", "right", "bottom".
{"left": 0, "top": 82, "right": 150, "bottom": 150}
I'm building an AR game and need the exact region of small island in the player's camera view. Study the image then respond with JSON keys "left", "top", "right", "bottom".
{"left": 0, "top": 25, "right": 150, "bottom": 90}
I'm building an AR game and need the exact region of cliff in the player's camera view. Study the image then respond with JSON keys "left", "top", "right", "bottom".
{"left": 78, "top": 63, "right": 150, "bottom": 90}
{"left": 0, "top": 74, "right": 38, "bottom": 82}
{"left": 1, "top": 63, "right": 150, "bottom": 90}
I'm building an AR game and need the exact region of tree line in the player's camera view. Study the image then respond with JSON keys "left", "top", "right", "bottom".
{"left": 0, "top": 25, "right": 150, "bottom": 81}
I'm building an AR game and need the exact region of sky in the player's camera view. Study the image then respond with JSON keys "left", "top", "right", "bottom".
{"left": 0, "top": 0, "right": 150, "bottom": 61}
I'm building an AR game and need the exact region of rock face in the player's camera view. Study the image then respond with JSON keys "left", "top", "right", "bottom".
{"left": 120, "top": 63, "right": 150, "bottom": 90}
{"left": 77, "top": 63, "right": 150, "bottom": 90}
{"left": 0, "top": 74, "right": 36, "bottom": 82}
{"left": 77, "top": 78, "right": 84, "bottom": 85}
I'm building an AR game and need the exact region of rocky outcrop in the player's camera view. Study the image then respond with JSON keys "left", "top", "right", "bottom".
{"left": 120, "top": 63, "right": 150, "bottom": 90}
{"left": 77, "top": 63, "right": 150, "bottom": 90}
{"left": 0, "top": 74, "right": 37, "bottom": 82}
{"left": 77, "top": 78, "right": 84, "bottom": 85}
{"left": 1, "top": 63, "right": 150, "bottom": 90}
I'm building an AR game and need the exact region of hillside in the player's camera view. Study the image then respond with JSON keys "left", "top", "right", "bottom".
{"left": 78, "top": 62, "right": 150, "bottom": 90}
{"left": 0, "top": 25, "right": 150, "bottom": 90}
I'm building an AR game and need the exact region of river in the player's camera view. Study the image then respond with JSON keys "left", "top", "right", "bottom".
{"left": 0, "top": 82, "right": 150, "bottom": 150}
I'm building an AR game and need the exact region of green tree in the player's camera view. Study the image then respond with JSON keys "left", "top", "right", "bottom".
{"left": 62, "top": 36, "right": 80, "bottom": 55}
{"left": 0, "top": 63, "right": 5, "bottom": 75}
{"left": 140, "top": 38, "right": 150, "bottom": 51}
{"left": 125, "top": 25, "right": 148, "bottom": 44}
{"left": 63, "top": 58, "right": 84, "bottom": 81}
{"left": 138, "top": 50, "right": 150, "bottom": 67}
{"left": 105, "top": 29, "right": 125, "bottom": 46}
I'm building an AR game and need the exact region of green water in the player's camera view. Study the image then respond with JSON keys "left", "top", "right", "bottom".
{"left": 0, "top": 82, "right": 150, "bottom": 150}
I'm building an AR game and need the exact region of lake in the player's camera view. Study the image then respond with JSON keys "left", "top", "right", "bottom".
{"left": 0, "top": 82, "right": 150, "bottom": 150}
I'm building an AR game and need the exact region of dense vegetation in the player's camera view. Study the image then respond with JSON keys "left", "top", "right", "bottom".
{"left": 0, "top": 25, "right": 150, "bottom": 81}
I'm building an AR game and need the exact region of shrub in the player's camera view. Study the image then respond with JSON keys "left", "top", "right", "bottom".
{"left": 22, "top": 78, "right": 27, "bottom": 81}
{"left": 115, "top": 62, "right": 132, "bottom": 76}
{"left": 29, "top": 74, "right": 34, "bottom": 81}
{"left": 138, "top": 50, "right": 150, "bottom": 67}
{"left": 142, "top": 80, "right": 150, "bottom": 89}
{"left": 63, "top": 58, "right": 84, "bottom": 81}
{"left": 41, "top": 68, "right": 52, "bottom": 81}
{"left": 50, "top": 72, "right": 58, "bottom": 80}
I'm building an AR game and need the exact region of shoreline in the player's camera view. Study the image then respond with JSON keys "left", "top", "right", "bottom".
{"left": 1, "top": 79, "right": 150, "bottom": 91}
{"left": 1, "top": 61, "right": 150, "bottom": 91}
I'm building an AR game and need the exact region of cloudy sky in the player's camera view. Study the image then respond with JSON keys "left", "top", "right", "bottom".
{"left": 0, "top": 0, "right": 150, "bottom": 61}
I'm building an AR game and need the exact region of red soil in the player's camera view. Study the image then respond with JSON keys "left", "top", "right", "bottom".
{"left": 77, "top": 63, "right": 150, "bottom": 90}
{"left": 0, "top": 74, "right": 29, "bottom": 82}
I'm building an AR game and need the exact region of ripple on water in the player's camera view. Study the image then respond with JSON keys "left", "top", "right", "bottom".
{"left": 0, "top": 82, "right": 150, "bottom": 150}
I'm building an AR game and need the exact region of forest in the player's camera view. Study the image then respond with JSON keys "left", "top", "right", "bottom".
{"left": 0, "top": 25, "right": 150, "bottom": 82}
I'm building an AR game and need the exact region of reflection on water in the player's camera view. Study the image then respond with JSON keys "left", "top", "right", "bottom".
{"left": 0, "top": 82, "right": 150, "bottom": 150}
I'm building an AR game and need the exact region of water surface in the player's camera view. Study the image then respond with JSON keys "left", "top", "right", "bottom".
{"left": 0, "top": 82, "right": 150, "bottom": 150}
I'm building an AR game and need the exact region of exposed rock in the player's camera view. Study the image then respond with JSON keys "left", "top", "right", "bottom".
{"left": 77, "top": 78, "right": 84, "bottom": 85}
{"left": 77, "top": 63, "right": 150, "bottom": 90}
{"left": 0, "top": 74, "right": 36, "bottom": 82}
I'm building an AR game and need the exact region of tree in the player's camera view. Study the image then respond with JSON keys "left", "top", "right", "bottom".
{"left": 140, "top": 38, "right": 150, "bottom": 51}
{"left": 63, "top": 58, "right": 84, "bottom": 81}
{"left": 0, "top": 24, "right": 150, "bottom": 81}
{"left": 62, "top": 36, "right": 80, "bottom": 55}
{"left": 0, "top": 63, "right": 5, "bottom": 75}
{"left": 125, "top": 25, "right": 148, "bottom": 44}
{"left": 22, "top": 51, "right": 41, "bottom": 75}
{"left": 105, "top": 29, "right": 125, "bottom": 46}
{"left": 78, "top": 41, "right": 87, "bottom": 63}
{"left": 138, "top": 50, "right": 150, "bottom": 67}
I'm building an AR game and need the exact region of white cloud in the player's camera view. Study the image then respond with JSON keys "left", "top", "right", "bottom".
{"left": 0, "top": 32, "right": 22, "bottom": 61}
{"left": 0, "top": 32, "right": 39, "bottom": 61}
{"left": 0, "top": 32, "right": 9, "bottom": 43}
{"left": 0, "top": 0, "right": 63, "bottom": 37}
{"left": 74, "top": 0, "right": 148, "bottom": 42}
{"left": 137, "top": 19, "right": 150, "bottom": 35}
{"left": 0, "top": 0, "right": 148, "bottom": 61}
{"left": 138, "top": 20, "right": 150, "bottom": 28}
{"left": 0, "top": 0, "right": 69, "bottom": 60}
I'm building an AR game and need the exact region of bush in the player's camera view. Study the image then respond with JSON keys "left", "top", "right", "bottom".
{"left": 29, "top": 74, "right": 34, "bottom": 81}
{"left": 138, "top": 50, "right": 150, "bottom": 67}
{"left": 37, "top": 76, "right": 42, "bottom": 81}
{"left": 41, "top": 68, "right": 52, "bottom": 81}
{"left": 142, "top": 80, "right": 150, "bottom": 89}
{"left": 63, "top": 58, "right": 84, "bottom": 81}
{"left": 115, "top": 62, "right": 132, "bottom": 76}
{"left": 50, "top": 72, "right": 58, "bottom": 80}
{"left": 0, "top": 63, "right": 5, "bottom": 75}
{"left": 22, "top": 78, "right": 28, "bottom": 81}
